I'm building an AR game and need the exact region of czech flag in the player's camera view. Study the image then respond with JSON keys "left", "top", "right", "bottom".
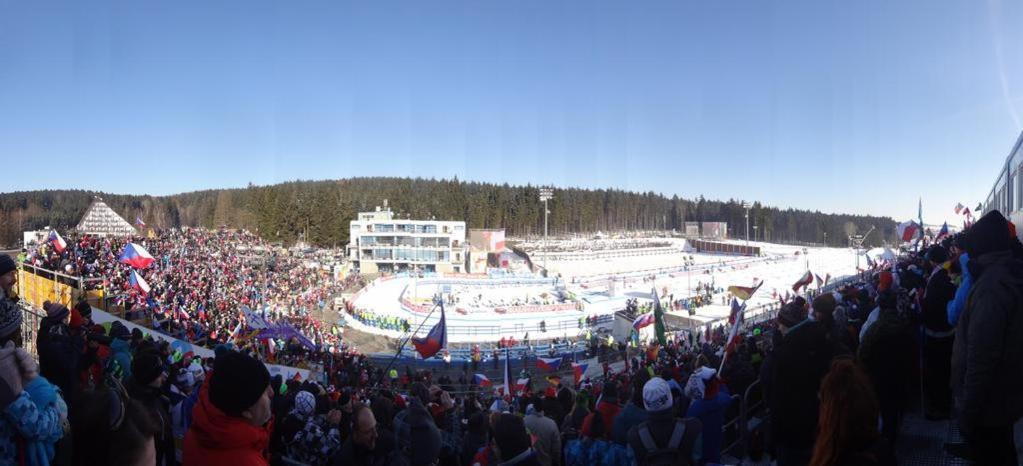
{"left": 129, "top": 269, "right": 151, "bottom": 296}
{"left": 474, "top": 374, "right": 492, "bottom": 387}
{"left": 48, "top": 230, "right": 67, "bottom": 253}
{"left": 936, "top": 222, "right": 949, "bottom": 241}
{"left": 537, "top": 357, "right": 562, "bottom": 372}
{"left": 120, "top": 243, "right": 155, "bottom": 269}
{"left": 571, "top": 362, "right": 588, "bottom": 385}
{"left": 632, "top": 312, "right": 655, "bottom": 331}
{"left": 792, "top": 270, "right": 813, "bottom": 293}
{"left": 728, "top": 297, "right": 743, "bottom": 325}
{"left": 815, "top": 273, "right": 824, "bottom": 288}
{"left": 135, "top": 216, "right": 146, "bottom": 228}
{"left": 515, "top": 378, "right": 530, "bottom": 394}
{"left": 412, "top": 303, "right": 447, "bottom": 359}
{"left": 897, "top": 220, "right": 919, "bottom": 242}
{"left": 727, "top": 281, "right": 762, "bottom": 302}
{"left": 954, "top": 203, "right": 964, "bottom": 214}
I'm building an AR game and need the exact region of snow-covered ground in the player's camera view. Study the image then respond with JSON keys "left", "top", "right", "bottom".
{"left": 347, "top": 240, "right": 862, "bottom": 343}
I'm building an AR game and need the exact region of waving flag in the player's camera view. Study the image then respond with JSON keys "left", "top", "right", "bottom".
{"left": 727, "top": 281, "right": 762, "bottom": 302}
{"left": 722, "top": 298, "right": 746, "bottom": 365}
{"left": 651, "top": 286, "right": 668, "bottom": 346}
{"left": 824, "top": 273, "right": 831, "bottom": 287}
{"left": 474, "top": 374, "right": 492, "bottom": 387}
{"left": 515, "top": 378, "right": 530, "bottom": 394}
{"left": 954, "top": 203, "right": 964, "bottom": 214}
{"left": 632, "top": 312, "right": 655, "bottom": 331}
{"left": 537, "top": 357, "right": 562, "bottom": 372}
{"left": 728, "top": 296, "right": 742, "bottom": 325}
{"left": 936, "top": 222, "right": 949, "bottom": 241}
{"left": 815, "top": 273, "right": 824, "bottom": 288}
{"left": 412, "top": 303, "right": 448, "bottom": 359}
{"left": 119, "top": 243, "right": 155, "bottom": 269}
{"left": 897, "top": 221, "right": 919, "bottom": 242}
{"left": 135, "top": 216, "right": 146, "bottom": 228}
{"left": 129, "top": 269, "right": 150, "bottom": 296}
{"left": 792, "top": 270, "right": 814, "bottom": 293}
{"left": 865, "top": 253, "right": 876, "bottom": 269}
{"left": 48, "top": 230, "right": 67, "bottom": 253}
{"left": 571, "top": 362, "right": 588, "bottom": 385}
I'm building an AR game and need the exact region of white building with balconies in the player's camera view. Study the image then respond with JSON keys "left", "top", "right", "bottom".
{"left": 347, "top": 205, "right": 466, "bottom": 274}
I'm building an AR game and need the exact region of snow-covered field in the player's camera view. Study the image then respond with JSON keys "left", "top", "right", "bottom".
{"left": 347, "top": 240, "right": 862, "bottom": 343}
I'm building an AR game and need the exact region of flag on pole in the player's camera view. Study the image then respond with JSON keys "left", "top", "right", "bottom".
{"left": 651, "top": 286, "right": 667, "bottom": 346}
{"left": 632, "top": 312, "right": 655, "bottom": 331}
{"left": 47, "top": 230, "right": 67, "bottom": 253}
{"left": 515, "top": 378, "right": 530, "bottom": 394}
{"left": 537, "top": 357, "right": 562, "bottom": 371}
{"left": 723, "top": 298, "right": 746, "bottom": 360}
{"left": 936, "top": 222, "right": 949, "bottom": 241}
{"left": 954, "top": 203, "right": 964, "bottom": 214}
{"left": 918, "top": 197, "right": 924, "bottom": 240}
{"left": 896, "top": 221, "right": 919, "bottom": 242}
{"left": 119, "top": 243, "right": 156, "bottom": 269}
{"left": 792, "top": 270, "right": 813, "bottom": 293}
{"left": 865, "top": 253, "right": 876, "bottom": 269}
{"left": 135, "top": 216, "right": 146, "bottom": 228}
{"left": 815, "top": 273, "right": 824, "bottom": 288}
{"left": 502, "top": 349, "right": 511, "bottom": 395}
{"left": 412, "top": 303, "right": 448, "bottom": 359}
{"left": 975, "top": 202, "right": 982, "bottom": 212}
{"left": 474, "top": 374, "right": 492, "bottom": 387}
{"left": 727, "top": 281, "right": 762, "bottom": 301}
{"left": 129, "top": 269, "right": 150, "bottom": 296}
{"left": 571, "top": 362, "right": 588, "bottom": 385}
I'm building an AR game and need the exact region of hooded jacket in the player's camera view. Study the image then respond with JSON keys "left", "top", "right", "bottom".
{"left": 183, "top": 380, "right": 273, "bottom": 466}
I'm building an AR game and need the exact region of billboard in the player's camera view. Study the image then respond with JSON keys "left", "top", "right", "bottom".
{"left": 684, "top": 222, "right": 700, "bottom": 237}
{"left": 701, "top": 222, "right": 728, "bottom": 239}
{"left": 469, "top": 229, "right": 506, "bottom": 252}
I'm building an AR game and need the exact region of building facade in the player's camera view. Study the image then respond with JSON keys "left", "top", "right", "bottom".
{"left": 348, "top": 206, "right": 467, "bottom": 274}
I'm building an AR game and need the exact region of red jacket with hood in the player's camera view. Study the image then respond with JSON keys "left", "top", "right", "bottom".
{"left": 183, "top": 377, "right": 273, "bottom": 466}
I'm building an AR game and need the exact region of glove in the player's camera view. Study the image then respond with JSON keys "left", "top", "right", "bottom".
{"left": 14, "top": 347, "right": 37, "bottom": 382}
{"left": 0, "top": 345, "right": 24, "bottom": 411}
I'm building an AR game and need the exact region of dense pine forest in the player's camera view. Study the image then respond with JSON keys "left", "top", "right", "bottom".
{"left": 0, "top": 177, "right": 896, "bottom": 249}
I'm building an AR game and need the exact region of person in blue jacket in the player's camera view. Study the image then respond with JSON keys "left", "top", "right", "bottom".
{"left": 685, "top": 366, "right": 733, "bottom": 465}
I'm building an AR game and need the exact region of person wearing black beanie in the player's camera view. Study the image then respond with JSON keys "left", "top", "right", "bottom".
{"left": 209, "top": 350, "right": 271, "bottom": 420}
{"left": 126, "top": 350, "right": 174, "bottom": 466}
{"left": 951, "top": 210, "right": 1023, "bottom": 465}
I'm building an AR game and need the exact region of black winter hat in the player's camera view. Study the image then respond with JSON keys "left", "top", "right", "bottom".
{"left": 210, "top": 350, "right": 270, "bottom": 417}
{"left": 396, "top": 402, "right": 441, "bottom": 465}
{"left": 926, "top": 246, "right": 948, "bottom": 264}
{"left": 0, "top": 255, "right": 16, "bottom": 277}
{"left": 777, "top": 301, "right": 808, "bottom": 328}
{"left": 109, "top": 321, "right": 130, "bottom": 341}
{"left": 132, "top": 351, "right": 166, "bottom": 386}
{"left": 493, "top": 413, "right": 532, "bottom": 460}
{"left": 965, "top": 210, "right": 1013, "bottom": 259}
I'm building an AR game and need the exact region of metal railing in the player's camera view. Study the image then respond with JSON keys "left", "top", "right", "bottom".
{"left": 18, "top": 303, "right": 45, "bottom": 360}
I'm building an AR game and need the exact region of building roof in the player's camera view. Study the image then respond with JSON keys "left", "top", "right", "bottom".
{"left": 75, "top": 199, "right": 137, "bottom": 236}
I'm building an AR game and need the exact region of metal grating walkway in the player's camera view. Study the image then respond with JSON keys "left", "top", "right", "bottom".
{"left": 896, "top": 412, "right": 970, "bottom": 465}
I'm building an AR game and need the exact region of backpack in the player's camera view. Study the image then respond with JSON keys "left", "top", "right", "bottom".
{"left": 636, "top": 419, "right": 693, "bottom": 466}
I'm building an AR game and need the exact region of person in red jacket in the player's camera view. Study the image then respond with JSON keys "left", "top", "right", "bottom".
{"left": 594, "top": 381, "right": 622, "bottom": 440}
{"left": 184, "top": 350, "right": 274, "bottom": 466}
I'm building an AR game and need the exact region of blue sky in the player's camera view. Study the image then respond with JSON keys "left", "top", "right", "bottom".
{"left": 1, "top": 0, "right": 1021, "bottom": 225}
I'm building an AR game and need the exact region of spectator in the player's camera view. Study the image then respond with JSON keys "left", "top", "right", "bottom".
{"left": 921, "top": 245, "right": 955, "bottom": 420}
{"left": 594, "top": 382, "right": 621, "bottom": 440}
{"left": 183, "top": 350, "right": 273, "bottom": 466}
{"left": 333, "top": 403, "right": 393, "bottom": 466}
{"left": 37, "top": 301, "right": 82, "bottom": 400}
{"left": 71, "top": 384, "right": 159, "bottom": 466}
{"left": 564, "top": 412, "right": 611, "bottom": 466}
{"left": 684, "top": 367, "right": 732, "bottom": 465}
{"left": 809, "top": 359, "right": 895, "bottom": 466}
{"left": 770, "top": 301, "right": 840, "bottom": 466}
{"left": 460, "top": 411, "right": 489, "bottom": 466}
{"left": 127, "top": 351, "right": 174, "bottom": 466}
{"left": 394, "top": 401, "right": 442, "bottom": 466}
{"left": 951, "top": 210, "right": 1023, "bottom": 465}
{"left": 523, "top": 398, "right": 561, "bottom": 466}
{"left": 857, "top": 290, "right": 912, "bottom": 443}
{"left": 107, "top": 322, "right": 134, "bottom": 381}
{"left": 492, "top": 413, "right": 542, "bottom": 466}
{"left": 283, "top": 390, "right": 343, "bottom": 466}
{"left": 611, "top": 372, "right": 649, "bottom": 445}
{"left": 627, "top": 377, "right": 702, "bottom": 466}
{"left": 1, "top": 307, "right": 66, "bottom": 466}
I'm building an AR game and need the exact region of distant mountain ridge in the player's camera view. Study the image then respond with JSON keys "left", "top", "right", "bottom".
{"left": 0, "top": 177, "right": 896, "bottom": 248}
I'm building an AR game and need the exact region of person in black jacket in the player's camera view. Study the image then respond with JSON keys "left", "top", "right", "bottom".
{"left": 770, "top": 301, "right": 841, "bottom": 466}
{"left": 127, "top": 350, "right": 175, "bottom": 466}
{"left": 950, "top": 210, "right": 1023, "bottom": 465}
{"left": 857, "top": 290, "right": 913, "bottom": 444}
{"left": 37, "top": 302, "right": 82, "bottom": 402}
{"left": 627, "top": 377, "right": 702, "bottom": 466}
{"left": 921, "top": 246, "right": 955, "bottom": 420}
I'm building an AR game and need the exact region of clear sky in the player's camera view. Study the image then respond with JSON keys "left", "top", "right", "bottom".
{"left": 2, "top": 0, "right": 1021, "bottom": 225}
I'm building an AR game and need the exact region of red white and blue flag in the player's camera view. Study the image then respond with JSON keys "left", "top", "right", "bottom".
{"left": 48, "top": 230, "right": 67, "bottom": 253}
{"left": 792, "top": 270, "right": 814, "bottom": 293}
{"left": 897, "top": 220, "right": 919, "bottom": 243}
{"left": 632, "top": 312, "right": 655, "bottom": 330}
{"left": 515, "top": 378, "right": 530, "bottom": 394}
{"left": 129, "top": 269, "right": 151, "bottom": 296}
{"left": 135, "top": 216, "right": 146, "bottom": 228}
{"left": 119, "top": 243, "right": 155, "bottom": 269}
{"left": 954, "top": 203, "right": 964, "bottom": 214}
{"left": 474, "top": 374, "right": 492, "bottom": 387}
{"left": 537, "top": 357, "right": 562, "bottom": 371}
{"left": 936, "top": 222, "right": 949, "bottom": 241}
{"left": 571, "top": 362, "right": 588, "bottom": 385}
{"left": 723, "top": 298, "right": 746, "bottom": 360}
{"left": 412, "top": 303, "right": 447, "bottom": 359}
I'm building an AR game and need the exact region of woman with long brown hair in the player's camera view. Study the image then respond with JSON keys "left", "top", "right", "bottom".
{"left": 809, "top": 358, "right": 896, "bottom": 466}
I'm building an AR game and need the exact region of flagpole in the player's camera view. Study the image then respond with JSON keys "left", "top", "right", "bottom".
{"left": 718, "top": 300, "right": 748, "bottom": 374}
{"left": 372, "top": 302, "right": 441, "bottom": 389}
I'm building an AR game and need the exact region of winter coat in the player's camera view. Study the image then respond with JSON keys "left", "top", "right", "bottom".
{"left": 947, "top": 253, "right": 972, "bottom": 326}
{"left": 858, "top": 307, "right": 913, "bottom": 413}
{"left": 107, "top": 338, "right": 133, "bottom": 381}
{"left": 951, "top": 250, "right": 1023, "bottom": 436}
{"left": 523, "top": 413, "right": 561, "bottom": 466}
{"left": 610, "top": 402, "right": 648, "bottom": 445}
{"left": 127, "top": 377, "right": 175, "bottom": 466}
{"left": 36, "top": 318, "right": 81, "bottom": 399}
{"left": 563, "top": 438, "right": 612, "bottom": 466}
{"left": 594, "top": 399, "right": 621, "bottom": 440}
{"left": 685, "top": 387, "right": 732, "bottom": 464}
{"left": 183, "top": 381, "right": 272, "bottom": 466}
{"left": 769, "top": 320, "right": 839, "bottom": 449}
{"left": 923, "top": 268, "right": 955, "bottom": 334}
{"left": 0, "top": 377, "right": 67, "bottom": 466}
{"left": 626, "top": 410, "right": 702, "bottom": 465}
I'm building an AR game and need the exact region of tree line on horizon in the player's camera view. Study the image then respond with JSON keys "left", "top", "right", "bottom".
{"left": 0, "top": 177, "right": 896, "bottom": 249}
